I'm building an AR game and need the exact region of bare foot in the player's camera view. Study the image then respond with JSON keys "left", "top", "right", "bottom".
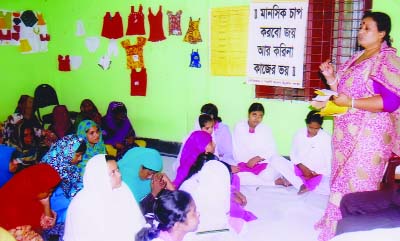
{"left": 275, "top": 177, "right": 292, "bottom": 187}
{"left": 298, "top": 184, "right": 309, "bottom": 195}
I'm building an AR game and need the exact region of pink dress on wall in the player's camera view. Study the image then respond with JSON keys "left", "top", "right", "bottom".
{"left": 315, "top": 43, "right": 400, "bottom": 241}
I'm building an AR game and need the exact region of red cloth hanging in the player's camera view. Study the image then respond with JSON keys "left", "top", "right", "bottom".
{"left": 101, "top": 12, "right": 124, "bottom": 39}
{"left": 148, "top": 6, "right": 166, "bottom": 42}
{"left": 130, "top": 68, "right": 147, "bottom": 96}
{"left": 126, "top": 5, "right": 145, "bottom": 35}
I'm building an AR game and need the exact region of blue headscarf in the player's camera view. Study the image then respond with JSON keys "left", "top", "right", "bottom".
{"left": 76, "top": 120, "right": 106, "bottom": 174}
{"left": 0, "top": 145, "right": 16, "bottom": 188}
{"left": 41, "top": 134, "right": 84, "bottom": 198}
{"left": 118, "top": 147, "right": 163, "bottom": 203}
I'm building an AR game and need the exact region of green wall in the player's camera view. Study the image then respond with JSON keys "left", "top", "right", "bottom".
{"left": 1, "top": 1, "right": 398, "bottom": 155}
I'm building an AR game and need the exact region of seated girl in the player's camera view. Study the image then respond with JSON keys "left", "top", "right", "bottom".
{"left": 48, "top": 105, "right": 75, "bottom": 139}
{"left": 64, "top": 154, "right": 145, "bottom": 241}
{"left": 101, "top": 101, "right": 139, "bottom": 160}
{"left": 41, "top": 135, "right": 86, "bottom": 224}
{"left": 232, "top": 102, "right": 280, "bottom": 186}
{"left": 179, "top": 154, "right": 231, "bottom": 233}
{"left": 118, "top": 147, "right": 174, "bottom": 207}
{"left": 136, "top": 190, "right": 199, "bottom": 241}
{"left": 73, "top": 99, "right": 102, "bottom": 130}
{"left": 0, "top": 164, "right": 61, "bottom": 241}
{"left": 76, "top": 120, "right": 106, "bottom": 174}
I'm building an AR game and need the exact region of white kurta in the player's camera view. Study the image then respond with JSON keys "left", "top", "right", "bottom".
{"left": 179, "top": 160, "right": 230, "bottom": 233}
{"left": 63, "top": 154, "right": 145, "bottom": 241}
{"left": 233, "top": 120, "right": 280, "bottom": 186}
{"left": 269, "top": 127, "right": 332, "bottom": 194}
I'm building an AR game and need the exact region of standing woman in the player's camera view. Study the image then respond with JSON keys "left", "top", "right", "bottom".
{"left": 76, "top": 120, "right": 106, "bottom": 174}
{"left": 0, "top": 164, "right": 61, "bottom": 240}
{"left": 315, "top": 11, "right": 400, "bottom": 241}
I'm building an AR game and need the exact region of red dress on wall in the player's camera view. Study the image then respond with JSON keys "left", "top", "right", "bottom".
{"left": 101, "top": 12, "right": 123, "bottom": 39}
{"left": 148, "top": 6, "right": 166, "bottom": 42}
{"left": 130, "top": 68, "right": 147, "bottom": 96}
{"left": 126, "top": 5, "right": 145, "bottom": 35}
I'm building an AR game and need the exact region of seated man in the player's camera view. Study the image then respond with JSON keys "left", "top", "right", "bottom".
{"left": 270, "top": 110, "right": 332, "bottom": 195}
{"left": 335, "top": 188, "right": 400, "bottom": 235}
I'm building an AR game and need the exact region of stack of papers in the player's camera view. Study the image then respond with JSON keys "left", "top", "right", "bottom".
{"left": 311, "top": 89, "right": 348, "bottom": 116}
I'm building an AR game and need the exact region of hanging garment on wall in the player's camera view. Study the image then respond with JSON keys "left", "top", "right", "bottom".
{"left": 121, "top": 37, "right": 146, "bottom": 69}
{"left": 76, "top": 19, "right": 85, "bottom": 36}
{"left": 58, "top": 55, "right": 71, "bottom": 71}
{"left": 1, "top": 10, "right": 49, "bottom": 52}
{"left": 85, "top": 36, "right": 100, "bottom": 53}
{"left": 189, "top": 49, "right": 201, "bottom": 68}
{"left": 101, "top": 12, "right": 123, "bottom": 39}
{"left": 126, "top": 5, "right": 145, "bottom": 35}
{"left": 167, "top": 10, "right": 182, "bottom": 36}
{"left": 107, "top": 39, "right": 118, "bottom": 57}
{"left": 148, "top": 6, "right": 166, "bottom": 42}
{"left": 184, "top": 17, "right": 202, "bottom": 44}
{"left": 130, "top": 68, "right": 147, "bottom": 96}
{"left": 70, "top": 56, "right": 82, "bottom": 70}
{"left": 0, "top": 11, "right": 12, "bottom": 29}
{"left": 98, "top": 55, "right": 112, "bottom": 70}
{"left": 36, "top": 13, "right": 46, "bottom": 25}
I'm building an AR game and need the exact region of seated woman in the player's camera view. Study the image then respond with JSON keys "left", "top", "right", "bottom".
{"left": 173, "top": 130, "right": 214, "bottom": 187}
{"left": 101, "top": 101, "right": 139, "bottom": 160}
{"left": 269, "top": 110, "right": 332, "bottom": 195}
{"left": 0, "top": 145, "right": 33, "bottom": 188}
{"left": 179, "top": 154, "right": 231, "bottom": 233}
{"left": 136, "top": 190, "right": 199, "bottom": 241}
{"left": 76, "top": 120, "right": 106, "bottom": 174}
{"left": 118, "top": 147, "right": 174, "bottom": 206}
{"left": 41, "top": 135, "right": 86, "bottom": 224}
{"left": 199, "top": 103, "right": 237, "bottom": 166}
{"left": 64, "top": 154, "right": 145, "bottom": 241}
{"left": 232, "top": 102, "right": 280, "bottom": 186}
{"left": 8, "top": 121, "right": 41, "bottom": 164}
{"left": 73, "top": 99, "right": 102, "bottom": 130}
{"left": 0, "top": 164, "right": 61, "bottom": 241}
{"left": 48, "top": 105, "right": 75, "bottom": 139}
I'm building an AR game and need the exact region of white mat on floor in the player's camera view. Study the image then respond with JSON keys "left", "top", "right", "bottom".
{"left": 162, "top": 156, "right": 329, "bottom": 241}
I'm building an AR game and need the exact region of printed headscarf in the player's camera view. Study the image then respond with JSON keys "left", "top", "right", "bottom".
{"left": 41, "top": 134, "right": 84, "bottom": 198}
{"left": 119, "top": 147, "right": 163, "bottom": 202}
{"left": 76, "top": 120, "right": 106, "bottom": 173}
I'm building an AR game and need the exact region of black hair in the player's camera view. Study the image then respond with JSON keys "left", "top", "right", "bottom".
{"left": 135, "top": 190, "right": 193, "bottom": 241}
{"left": 305, "top": 110, "right": 323, "bottom": 125}
{"left": 105, "top": 154, "right": 116, "bottom": 162}
{"left": 198, "top": 114, "right": 213, "bottom": 128}
{"left": 183, "top": 152, "right": 217, "bottom": 183}
{"left": 248, "top": 102, "right": 264, "bottom": 114}
{"left": 200, "top": 103, "right": 222, "bottom": 122}
{"left": 362, "top": 11, "right": 392, "bottom": 47}
{"left": 75, "top": 140, "right": 87, "bottom": 154}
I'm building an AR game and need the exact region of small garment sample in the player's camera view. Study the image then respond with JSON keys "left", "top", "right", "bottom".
{"left": 107, "top": 39, "right": 118, "bottom": 57}
{"left": 76, "top": 19, "right": 85, "bottom": 36}
{"left": 36, "top": 13, "right": 46, "bottom": 25}
{"left": 184, "top": 17, "right": 202, "bottom": 44}
{"left": 70, "top": 56, "right": 82, "bottom": 70}
{"left": 126, "top": 5, "right": 145, "bottom": 35}
{"left": 101, "top": 12, "right": 123, "bottom": 39}
{"left": 0, "top": 11, "right": 12, "bottom": 29}
{"left": 130, "top": 68, "right": 147, "bottom": 96}
{"left": 98, "top": 55, "right": 111, "bottom": 70}
{"left": 85, "top": 36, "right": 100, "bottom": 53}
{"left": 58, "top": 55, "right": 71, "bottom": 71}
{"left": 148, "top": 6, "right": 166, "bottom": 42}
{"left": 189, "top": 49, "right": 201, "bottom": 68}
{"left": 121, "top": 37, "right": 146, "bottom": 69}
{"left": 167, "top": 10, "right": 182, "bottom": 36}
{"left": 20, "top": 10, "right": 37, "bottom": 27}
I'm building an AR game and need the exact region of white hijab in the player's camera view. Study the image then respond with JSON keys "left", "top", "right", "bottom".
{"left": 64, "top": 154, "right": 145, "bottom": 241}
{"left": 179, "top": 160, "right": 230, "bottom": 233}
